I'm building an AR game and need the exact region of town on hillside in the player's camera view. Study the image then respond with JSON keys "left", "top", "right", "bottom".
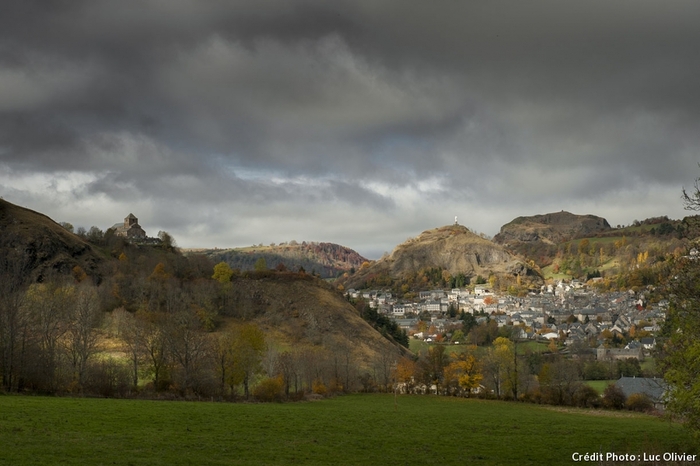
{"left": 346, "top": 280, "right": 663, "bottom": 362}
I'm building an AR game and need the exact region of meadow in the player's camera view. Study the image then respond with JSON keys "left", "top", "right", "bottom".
{"left": 0, "top": 394, "right": 694, "bottom": 465}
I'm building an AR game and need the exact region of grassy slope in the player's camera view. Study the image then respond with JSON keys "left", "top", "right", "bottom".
{"left": 1, "top": 394, "right": 693, "bottom": 465}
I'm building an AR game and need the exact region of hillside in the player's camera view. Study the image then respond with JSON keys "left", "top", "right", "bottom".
{"left": 219, "top": 272, "right": 409, "bottom": 368}
{"left": 491, "top": 212, "right": 699, "bottom": 283}
{"left": 0, "top": 199, "right": 105, "bottom": 281}
{"left": 0, "top": 200, "right": 407, "bottom": 397}
{"left": 340, "top": 225, "right": 543, "bottom": 291}
{"left": 201, "top": 241, "right": 367, "bottom": 278}
{"left": 494, "top": 211, "right": 612, "bottom": 246}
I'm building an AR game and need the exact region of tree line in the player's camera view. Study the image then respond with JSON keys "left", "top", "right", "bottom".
{"left": 0, "top": 242, "right": 400, "bottom": 401}
{"left": 386, "top": 340, "right": 656, "bottom": 413}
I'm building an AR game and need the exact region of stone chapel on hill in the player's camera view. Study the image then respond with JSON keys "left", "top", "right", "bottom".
{"left": 111, "top": 213, "right": 147, "bottom": 239}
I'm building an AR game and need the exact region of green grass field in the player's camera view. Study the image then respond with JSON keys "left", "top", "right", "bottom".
{"left": 585, "top": 380, "right": 617, "bottom": 394}
{"left": 0, "top": 394, "right": 694, "bottom": 465}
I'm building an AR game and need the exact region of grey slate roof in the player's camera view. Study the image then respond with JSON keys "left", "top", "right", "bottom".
{"left": 615, "top": 377, "right": 667, "bottom": 403}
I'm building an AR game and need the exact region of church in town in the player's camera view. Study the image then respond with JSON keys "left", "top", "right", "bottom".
{"left": 111, "top": 213, "right": 147, "bottom": 239}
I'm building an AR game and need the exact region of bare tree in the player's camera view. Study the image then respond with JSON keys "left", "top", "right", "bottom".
{"left": 213, "top": 330, "right": 235, "bottom": 397}
{"left": 117, "top": 308, "right": 147, "bottom": 390}
{"left": 25, "top": 282, "right": 72, "bottom": 391}
{"left": 65, "top": 285, "right": 103, "bottom": 389}
{"left": 373, "top": 350, "right": 394, "bottom": 393}
{"left": 682, "top": 170, "right": 700, "bottom": 211}
{"left": 140, "top": 313, "right": 169, "bottom": 391}
{"left": 166, "top": 309, "right": 210, "bottom": 394}
{"left": 276, "top": 351, "right": 299, "bottom": 397}
{"left": 0, "top": 250, "right": 30, "bottom": 392}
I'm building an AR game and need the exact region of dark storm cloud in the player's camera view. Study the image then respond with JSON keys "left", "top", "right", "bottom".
{"left": 1, "top": 0, "right": 699, "bottom": 251}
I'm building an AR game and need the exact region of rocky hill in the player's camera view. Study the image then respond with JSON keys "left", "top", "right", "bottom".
{"left": 202, "top": 242, "right": 367, "bottom": 278}
{"left": 494, "top": 211, "right": 612, "bottom": 245}
{"left": 0, "top": 199, "right": 105, "bottom": 282}
{"left": 340, "top": 225, "right": 542, "bottom": 290}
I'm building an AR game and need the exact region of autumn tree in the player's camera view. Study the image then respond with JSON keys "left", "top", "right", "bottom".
{"left": 394, "top": 356, "right": 417, "bottom": 393}
{"left": 212, "top": 262, "right": 234, "bottom": 284}
{"left": 578, "top": 239, "right": 590, "bottom": 256}
{"left": 212, "top": 261, "right": 234, "bottom": 314}
{"left": 484, "top": 337, "right": 515, "bottom": 398}
{"left": 254, "top": 258, "right": 267, "bottom": 272}
{"left": 444, "top": 347, "right": 482, "bottom": 397}
{"left": 230, "top": 323, "right": 266, "bottom": 398}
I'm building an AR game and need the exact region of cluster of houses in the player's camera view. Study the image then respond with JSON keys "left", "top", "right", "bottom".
{"left": 346, "top": 280, "right": 665, "bottom": 362}
{"left": 349, "top": 279, "right": 671, "bottom": 407}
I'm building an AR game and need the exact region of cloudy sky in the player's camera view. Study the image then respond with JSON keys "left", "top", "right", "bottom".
{"left": 2, "top": 1, "right": 699, "bottom": 258}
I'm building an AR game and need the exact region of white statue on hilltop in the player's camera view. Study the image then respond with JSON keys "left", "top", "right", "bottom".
{"left": 454, "top": 216, "right": 458, "bottom": 225}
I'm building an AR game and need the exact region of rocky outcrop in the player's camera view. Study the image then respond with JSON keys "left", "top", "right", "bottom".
{"left": 342, "top": 225, "right": 542, "bottom": 289}
{"left": 494, "top": 211, "right": 612, "bottom": 245}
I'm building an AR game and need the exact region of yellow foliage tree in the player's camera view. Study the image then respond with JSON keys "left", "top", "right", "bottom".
{"left": 230, "top": 323, "right": 267, "bottom": 399}
{"left": 444, "top": 349, "right": 482, "bottom": 397}
{"left": 394, "top": 356, "right": 416, "bottom": 388}
{"left": 486, "top": 337, "right": 515, "bottom": 398}
{"left": 637, "top": 251, "right": 649, "bottom": 264}
{"left": 148, "top": 262, "right": 169, "bottom": 281}
{"left": 212, "top": 261, "right": 234, "bottom": 284}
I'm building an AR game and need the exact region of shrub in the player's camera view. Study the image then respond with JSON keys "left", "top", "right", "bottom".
{"left": 602, "top": 384, "right": 626, "bottom": 410}
{"left": 312, "top": 379, "right": 327, "bottom": 396}
{"left": 626, "top": 393, "right": 654, "bottom": 413}
{"left": 328, "top": 378, "right": 343, "bottom": 394}
{"left": 84, "top": 359, "right": 132, "bottom": 397}
{"left": 253, "top": 376, "right": 284, "bottom": 402}
{"left": 574, "top": 384, "right": 602, "bottom": 408}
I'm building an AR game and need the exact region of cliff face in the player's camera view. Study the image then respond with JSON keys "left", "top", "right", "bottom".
{"left": 494, "top": 211, "right": 612, "bottom": 245}
{"left": 342, "top": 225, "right": 542, "bottom": 289}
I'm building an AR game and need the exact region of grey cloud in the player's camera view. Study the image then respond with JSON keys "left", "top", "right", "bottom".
{"left": 2, "top": 0, "right": 699, "bottom": 254}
